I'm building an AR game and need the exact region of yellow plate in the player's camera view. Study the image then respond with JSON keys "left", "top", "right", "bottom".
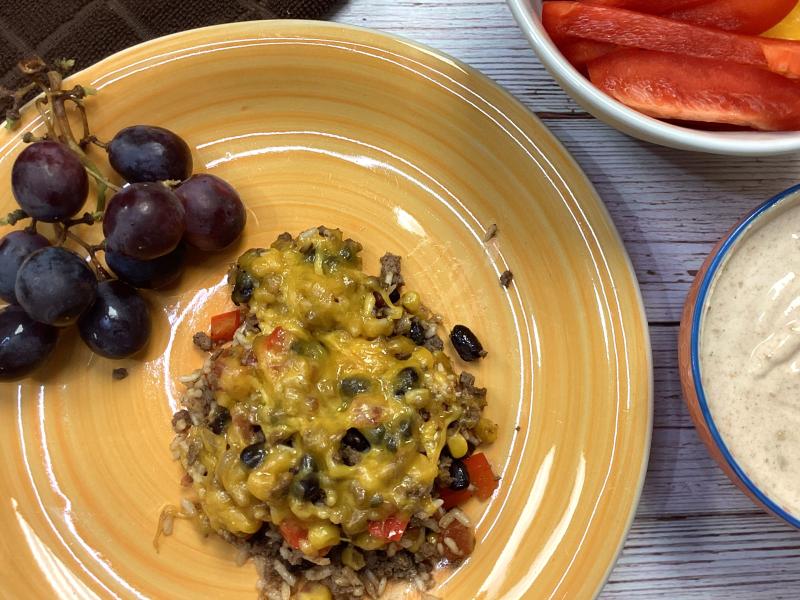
{"left": 0, "top": 21, "right": 652, "bottom": 599}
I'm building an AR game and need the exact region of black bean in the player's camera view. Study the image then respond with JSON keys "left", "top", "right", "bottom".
{"left": 449, "top": 325, "right": 487, "bottom": 362}
{"left": 293, "top": 474, "right": 325, "bottom": 503}
{"left": 449, "top": 459, "right": 470, "bottom": 490}
{"left": 342, "top": 427, "right": 370, "bottom": 452}
{"left": 394, "top": 366, "right": 420, "bottom": 396}
{"left": 209, "top": 406, "right": 231, "bottom": 435}
{"left": 406, "top": 318, "right": 426, "bottom": 345}
{"left": 232, "top": 270, "right": 255, "bottom": 305}
{"left": 389, "top": 288, "right": 400, "bottom": 303}
{"left": 240, "top": 443, "right": 266, "bottom": 469}
{"left": 340, "top": 376, "right": 371, "bottom": 398}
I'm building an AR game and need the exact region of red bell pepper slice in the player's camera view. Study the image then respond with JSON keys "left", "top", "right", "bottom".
{"left": 575, "top": 0, "right": 795, "bottom": 34}
{"left": 543, "top": 2, "right": 800, "bottom": 79}
{"left": 278, "top": 519, "right": 308, "bottom": 550}
{"left": 666, "top": 0, "right": 797, "bottom": 35}
{"left": 588, "top": 49, "right": 800, "bottom": 131}
{"left": 463, "top": 452, "right": 498, "bottom": 501}
{"left": 368, "top": 516, "right": 409, "bottom": 542}
{"left": 575, "top": 0, "right": 704, "bottom": 10}
{"left": 209, "top": 310, "right": 242, "bottom": 343}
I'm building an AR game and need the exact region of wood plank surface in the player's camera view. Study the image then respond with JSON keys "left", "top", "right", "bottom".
{"left": 331, "top": 0, "right": 800, "bottom": 597}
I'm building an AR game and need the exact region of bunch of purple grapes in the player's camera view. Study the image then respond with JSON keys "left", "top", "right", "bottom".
{"left": 0, "top": 125, "right": 245, "bottom": 380}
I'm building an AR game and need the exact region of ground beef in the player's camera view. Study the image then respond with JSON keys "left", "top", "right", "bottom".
{"left": 379, "top": 253, "right": 404, "bottom": 291}
{"left": 192, "top": 331, "right": 214, "bottom": 351}
{"left": 458, "top": 372, "right": 487, "bottom": 404}
{"left": 340, "top": 445, "right": 363, "bottom": 466}
{"left": 423, "top": 334, "right": 444, "bottom": 352}
{"left": 436, "top": 454, "right": 454, "bottom": 488}
{"left": 184, "top": 386, "right": 214, "bottom": 424}
{"left": 500, "top": 270, "right": 514, "bottom": 288}
{"left": 171, "top": 409, "right": 192, "bottom": 434}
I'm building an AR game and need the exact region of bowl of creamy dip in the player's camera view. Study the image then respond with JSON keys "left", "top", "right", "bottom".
{"left": 680, "top": 184, "right": 800, "bottom": 528}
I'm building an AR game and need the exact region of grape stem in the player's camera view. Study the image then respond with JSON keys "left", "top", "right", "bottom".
{"left": 0, "top": 208, "right": 29, "bottom": 226}
{"left": 64, "top": 228, "right": 111, "bottom": 280}
{"left": 25, "top": 60, "right": 119, "bottom": 214}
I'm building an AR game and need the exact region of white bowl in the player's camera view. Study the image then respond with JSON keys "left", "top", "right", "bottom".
{"left": 507, "top": 0, "right": 800, "bottom": 156}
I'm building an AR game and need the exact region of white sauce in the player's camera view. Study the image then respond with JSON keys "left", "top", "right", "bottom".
{"left": 700, "top": 197, "right": 800, "bottom": 519}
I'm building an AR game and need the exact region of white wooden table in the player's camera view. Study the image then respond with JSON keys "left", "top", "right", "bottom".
{"left": 330, "top": 1, "right": 800, "bottom": 597}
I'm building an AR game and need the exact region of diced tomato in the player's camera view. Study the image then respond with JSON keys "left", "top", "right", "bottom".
{"left": 463, "top": 453, "right": 498, "bottom": 501}
{"left": 543, "top": 2, "right": 800, "bottom": 79}
{"left": 438, "top": 486, "right": 474, "bottom": 510}
{"left": 667, "top": 0, "right": 797, "bottom": 35}
{"left": 439, "top": 521, "right": 475, "bottom": 562}
{"left": 265, "top": 326, "right": 287, "bottom": 351}
{"left": 278, "top": 519, "right": 308, "bottom": 550}
{"left": 209, "top": 310, "right": 242, "bottom": 343}
{"left": 588, "top": 49, "right": 800, "bottom": 131}
{"left": 368, "top": 516, "right": 409, "bottom": 542}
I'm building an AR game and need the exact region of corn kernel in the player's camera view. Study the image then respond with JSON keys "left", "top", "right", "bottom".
{"left": 475, "top": 417, "right": 499, "bottom": 444}
{"left": 447, "top": 433, "right": 468, "bottom": 459}
{"left": 308, "top": 522, "right": 340, "bottom": 549}
{"left": 341, "top": 545, "right": 366, "bottom": 570}
{"left": 352, "top": 531, "right": 386, "bottom": 550}
{"left": 401, "top": 291, "right": 420, "bottom": 313}
{"left": 411, "top": 346, "right": 434, "bottom": 369}
{"left": 297, "top": 584, "right": 333, "bottom": 600}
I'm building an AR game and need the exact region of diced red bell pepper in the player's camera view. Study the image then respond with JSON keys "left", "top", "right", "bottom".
{"left": 368, "top": 516, "right": 409, "bottom": 542}
{"left": 543, "top": 2, "right": 800, "bottom": 79}
{"left": 265, "top": 326, "right": 287, "bottom": 351}
{"left": 439, "top": 521, "right": 475, "bottom": 562}
{"left": 438, "top": 486, "right": 474, "bottom": 510}
{"left": 588, "top": 49, "right": 800, "bottom": 131}
{"left": 209, "top": 310, "right": 242, "bottom": 343}
{"left": 666, "top": 0, "right": 797, "bottom": 35}
{"left": 278, "top": 519, "right": 308, "bottom": 550}
{"left": 463, "top": 452, "right": 498, "bottom": 501}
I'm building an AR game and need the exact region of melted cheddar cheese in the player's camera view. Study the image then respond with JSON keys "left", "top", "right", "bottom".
{"left": 180, "top": 228, "right": 483, "bottom": 555}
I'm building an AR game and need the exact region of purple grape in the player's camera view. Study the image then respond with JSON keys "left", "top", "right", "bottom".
{"left": 0, "top": 305, "right": 58, "bottom": 380}
{"left": 11, "top": 141, "right": 89, "bottom": 222}
{"left": 103, "top": 182, "right": 185, "bottom": 260}
{"left": 0, "top": 230, "right": 50, "bottom": 303}
{"left": 78, "top": 280, "right": 151, "bottom": 358}
{"left": 107, "top": 125, "right": 192, "bottom": 183}
{"left": 105, "top": 242, "right": 186, "bottom": 289}
{"left": 15, "top": 246, "right": 97, "bottom": 326}
{"left": 175, "top": 174, "right": 246, "bottom": 251}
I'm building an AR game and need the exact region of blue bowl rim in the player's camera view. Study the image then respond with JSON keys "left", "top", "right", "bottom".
{"left": 691, "top": 183, "right": 800, "bottom": 529}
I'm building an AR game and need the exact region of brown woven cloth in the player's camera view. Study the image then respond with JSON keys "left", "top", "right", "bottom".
{"left": 0, "top": 0, "right": 342, "bottom": 85}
